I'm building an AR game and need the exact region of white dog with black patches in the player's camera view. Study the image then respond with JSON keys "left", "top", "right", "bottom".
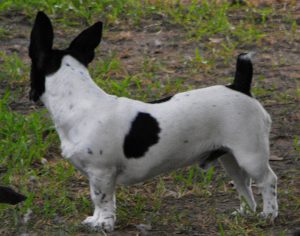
{"left": 29, "top": 12, "right": 278, "bottom": 232}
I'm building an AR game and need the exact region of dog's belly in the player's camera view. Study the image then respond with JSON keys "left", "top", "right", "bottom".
{"left": 115, "top": 150, "right": 213, "bottom": 185}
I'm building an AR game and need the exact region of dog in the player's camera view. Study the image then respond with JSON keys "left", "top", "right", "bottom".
{"left": 0, "top": 186, "right": 26, "bottom": 205}
{"left": 28, "top": 11, "right": 278, "bottom": 232}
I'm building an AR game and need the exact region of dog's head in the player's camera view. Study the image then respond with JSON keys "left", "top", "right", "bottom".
{"left": 29, "top": 11, "right": 103, "bottom": 102}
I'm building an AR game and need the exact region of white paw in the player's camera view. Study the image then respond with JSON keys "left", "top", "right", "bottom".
{"left": 82, "top": 215, "right": 97, "bottom": 226}
{"left": 260, "top": 210, "right": 278, "bottom": 220}
{"left": 231, "top": 209, "right": 244, "bottom": 217}
{"left": 82, "top": 215, "right": 115, "bottom": 232}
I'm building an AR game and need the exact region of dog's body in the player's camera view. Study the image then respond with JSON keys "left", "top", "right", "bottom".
{"left": 29, "top": 12, "right": 278, "bottom": 232}
{"left": 44, "top": 55, "right": 270, "bottom": 185}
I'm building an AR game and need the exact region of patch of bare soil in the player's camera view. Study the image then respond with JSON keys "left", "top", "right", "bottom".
{"left": 0, "top": 4, "right": 299, "bottom": 235}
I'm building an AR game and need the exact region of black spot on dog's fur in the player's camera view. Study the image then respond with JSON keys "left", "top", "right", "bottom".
{"left": 123, "top": 112, "right": 160, "bottom": 158}
{"left": 271, "top": 184, "right": 276, "bottom": 189}
{"left": 101, "top": 194, "right": 106, "bottom": 201}
{"left": 184, "top": 140, "right": 189, "bottom": 143}
{"left": 87, "top": 148, "right": 93, "bottom": 155}
{"left": 100, "top": 150, "right": 103, "bottom": 155}
{"left": 148, "top": 95, "right": 173, "bottom": 104}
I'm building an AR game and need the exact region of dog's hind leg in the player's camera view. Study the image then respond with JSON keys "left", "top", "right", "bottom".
{"left": 232, "top": 149, "right": 278, "bottom": 219}
{"left": 257, "top": 165, "right": 278, "bottom": 219}
{"left": 219, "top": 153, "right": 257, "bottom": 215}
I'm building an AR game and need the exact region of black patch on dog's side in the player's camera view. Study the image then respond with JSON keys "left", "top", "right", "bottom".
{"left": 148, "top": 95, "right": 173, "bottom": 104}
{"left": 123, "top": 112, "right": 160, "bottom": 158}
{"left": 0, "top": 186, "right": 26, "bottom": 205}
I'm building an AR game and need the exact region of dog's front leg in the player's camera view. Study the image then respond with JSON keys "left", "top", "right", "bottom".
{"left": 82, "top": 168, "right": 116, "bottom": 232}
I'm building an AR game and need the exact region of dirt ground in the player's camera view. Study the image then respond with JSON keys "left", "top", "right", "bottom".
{"left": 0, "top": 2, "right": 299, "bottom": 236}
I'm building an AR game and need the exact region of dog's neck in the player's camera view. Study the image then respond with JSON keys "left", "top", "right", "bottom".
{"left": 41, "top": 55, "right": 111, "bottom": 134}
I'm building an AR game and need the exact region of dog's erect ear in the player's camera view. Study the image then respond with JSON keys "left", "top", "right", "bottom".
{"left": 29, "top": 11, "right": 54, "bottom": 68}
{"left": 68, "top": 22, "right": 103, "bottom": 66}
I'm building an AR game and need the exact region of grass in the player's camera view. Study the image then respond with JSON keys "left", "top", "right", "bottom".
{"left": 0, "top": 27, "right": 10, "bottom": 40}
{"left": 0, "top": 92, "right": 58, "bottom": 224}
{"left": 0, "top": 0, "right": 299, "bottom": 235}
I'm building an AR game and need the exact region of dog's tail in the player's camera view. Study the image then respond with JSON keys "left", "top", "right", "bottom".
{"left": 227, "top": 52, "right": 254, "bottom": 97}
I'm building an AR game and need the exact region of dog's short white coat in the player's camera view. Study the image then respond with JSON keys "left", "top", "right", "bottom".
{"left": 42, "top": 55, "right": 278, "bottom": 232}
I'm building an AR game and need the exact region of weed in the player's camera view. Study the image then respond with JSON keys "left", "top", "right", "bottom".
{"left": 219, "top": 223, "right": 226, "bottom": 236}
{"left": 0, "top": 26, "right": 10, "bottom": 39}
{"left": 191, "top": 47, "right": 212, "bottom": 72}
{"left": 0, "top": 52, "right": 27, "bottom": 84}
{"left": 293, "top": 136, "right": 300, "bottom": 161}
{"left": 255, "top": 7, "right": 274, "bottom": 25}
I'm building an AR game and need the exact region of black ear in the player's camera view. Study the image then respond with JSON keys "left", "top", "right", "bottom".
{"left": 68, "top": 22, "right": 103, "bottom": 66}
{"left": 29, "top": 11, "right": 54, "bottom": 68}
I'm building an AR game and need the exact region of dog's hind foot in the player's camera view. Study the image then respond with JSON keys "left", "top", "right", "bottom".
{"left": 259, "top": 209, "right": 278, "bottom": 220}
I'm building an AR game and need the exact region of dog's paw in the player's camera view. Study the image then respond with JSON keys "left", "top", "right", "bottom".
{"left": 97, "top": 216, "right": 115, "bottom": 232}
{"left": 82, "top": 215, "right": 115, "bottom": 232}
{"left": 259, "top": 210, "right": 278, "bottom": 220}
{"left": 231, "top": 209, "right": 244, "bottom": 217}
{"left": 82, "top": 216, "right": 98, "bottom": 226}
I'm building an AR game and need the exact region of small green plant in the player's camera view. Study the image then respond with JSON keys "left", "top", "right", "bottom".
{"left": 293, "top": 136, "right": 300, "bottom": 161}
{"left": 0, "top": 26, "right": 9, "bottom": 39}
{"left": 200, "top": 166, "right": 215, "bottom": 186}
{"left": 0, "top": 52, "right": 28, "bottom": 84}
{"left": 192, "top": 47, "right": 210, "bottom": 70}
{"left": 255, "top": 7, "right": 273, "bottom": 25}
{"left": 219, "top": 223, "right": 226, "bottom": 236}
